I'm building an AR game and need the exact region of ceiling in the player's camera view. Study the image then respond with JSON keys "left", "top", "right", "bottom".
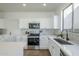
{"left": 0, "top": 3, "right": 69, "bottom": 12}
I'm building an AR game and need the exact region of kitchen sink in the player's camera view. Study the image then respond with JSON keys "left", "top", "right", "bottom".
{"left": 54, "top": 38, "right": 73, "bottom": 45}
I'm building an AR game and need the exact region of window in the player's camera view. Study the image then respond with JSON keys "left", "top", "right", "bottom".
{"left": 63, "top": 4, "right": 73, "bottom": 30}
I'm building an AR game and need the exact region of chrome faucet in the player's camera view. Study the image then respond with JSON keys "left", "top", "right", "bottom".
{"left": 66, "top": 30, "right": 69, "bottom": 41}
{"left": 57, "top": 31, "right": 64, "bottom": 39}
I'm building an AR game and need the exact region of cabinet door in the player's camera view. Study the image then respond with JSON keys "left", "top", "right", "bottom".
{"left": 40, "top": 18, "right": 53, "bottom": 29}
{"left": 53, "top": 15, "right": 59, "bottom": 29}
{"left": 52, "top": 43, "right": 60, "bottom": 56}
{"left": 0, "top": 19, "right": 5, "bottom": 28}
{"left": 48, "top": 38, "right": 54, "bottom": 56}
{"left": 48, "top": 38, "right": 51, "bottom": 53}
{"left": 40, "top": 36, "right": 48, "bottom": 49}
{"left": 48, "top": 38, "right": 60, "bottom": 56}
{"left": 49, "top": 45, "right": 55, "bottom": 55}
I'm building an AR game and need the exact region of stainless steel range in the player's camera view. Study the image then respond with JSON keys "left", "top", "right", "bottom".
{"left": 28, "top": 33, "right": 39, "bottom": 45}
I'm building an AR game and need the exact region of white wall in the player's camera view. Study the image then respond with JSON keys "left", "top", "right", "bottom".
{"left": 0, "top": 12, "right": 55, "bottom": 34}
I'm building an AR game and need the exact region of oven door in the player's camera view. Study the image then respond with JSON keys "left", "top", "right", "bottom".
{"left": 28, "top": 38, "right": 39, "bottom": 45}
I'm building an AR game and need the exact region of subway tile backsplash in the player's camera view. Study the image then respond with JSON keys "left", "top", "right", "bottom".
{"left": 20, "top": 29, "right": 59, "bottom": 35}
{"left": 53, "top": 29, "right": 79, "bottom": 44}
{"left": 68, "top": 32, "right": 79, "bottom": 44}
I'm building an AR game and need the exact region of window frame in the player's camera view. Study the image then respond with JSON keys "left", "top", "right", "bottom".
{"left": 62, "top": 3, "right": 73, "bottom": 32}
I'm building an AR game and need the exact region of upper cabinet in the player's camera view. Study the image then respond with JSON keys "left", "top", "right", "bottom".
{"left": 19, "top": 19, "right": 29, "bottom": 29}
{"left": 19, "top": 18, "right": 53, "bottom": 29}
{"left": 19, "top": 18, "right": 40, "bottom": 29}
{"left": 40, "top": 18, "right": 53, "bottom": 29}
{"left": 53, "top": 15, "right": 59, "bottom": 29}
{"left": 0, "top": 19, "right": 5, "bottom": 28}
{"left": 63, "top": 4, "right": 73, "bottom": 31}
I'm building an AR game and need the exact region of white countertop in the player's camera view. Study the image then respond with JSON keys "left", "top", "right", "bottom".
{"left": 63, "top": 45, "right": 79, "bottom": 56}
{"left": 48, "top": 36, "right": 79, "bottom": 56}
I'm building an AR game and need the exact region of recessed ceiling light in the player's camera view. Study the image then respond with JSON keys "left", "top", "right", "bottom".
{"left": 43, "top": 3, "right": 46, "bottom": 6}
{"left": 22, "top": 3, "right": 27, "bottom": 7}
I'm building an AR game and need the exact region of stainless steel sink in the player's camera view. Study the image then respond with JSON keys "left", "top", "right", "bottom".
{"left": 54, "top": 38, "right": 73, "bottom": 45}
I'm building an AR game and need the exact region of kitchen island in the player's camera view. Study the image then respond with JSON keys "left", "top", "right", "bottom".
{"left": 0, "top": 42, "right": 26, "bottom": 56}
{"left": 0, "top": 35, "right": 27, "bottom": 56}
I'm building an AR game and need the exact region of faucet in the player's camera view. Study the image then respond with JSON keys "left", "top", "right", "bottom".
{"left": 57, "top": 31, "right": 64, "bottom": 39}
{"left": 66, "top": 30, "right": 69, "bottom": 41}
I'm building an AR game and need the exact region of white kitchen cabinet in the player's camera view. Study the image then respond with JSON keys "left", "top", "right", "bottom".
{"left": 19, "top": 18, "right": 40, "bottom": 29}
{"left": 40, "top": 36, "right": 48, "bottom": 49}
{"left": 48, "top": 37, "right": 60, "bottom": 56}
{"left": 52, "top": 41, "right": 60, "bottom": 56}
{"left": 48, "top": 39, "right": 54, "bottom": 55}
{"left": 40, "top": 18, "right": 53, "bottom": 29}
{"left": 0, "top": 19, "right": 5, "bottom": 28}
{"left": 53, "top": 15, "right": 59, "bottom": 29}
{"left": 19, "top": 18, "right": 53, "bottom": 29}
{"left": 19, "top": 19, "right": 28, "bottom": 28}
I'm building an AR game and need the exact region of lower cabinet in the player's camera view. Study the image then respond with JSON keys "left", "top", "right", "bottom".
{"left": 38, "top": 36, "right": 60, "bottom": 55}
{"left": 48, "top": 38, "right": 60, "bottom": 56}
{"left": 40, "top": 36, "right": 48, "bottom": 49}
